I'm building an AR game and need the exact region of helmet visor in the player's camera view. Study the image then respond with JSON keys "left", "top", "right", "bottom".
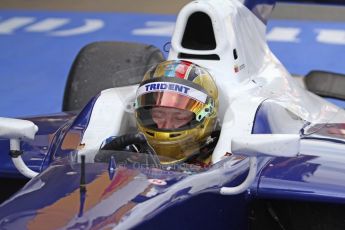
{"left": 136, "top": 91, "right": 205, "bottom": 114}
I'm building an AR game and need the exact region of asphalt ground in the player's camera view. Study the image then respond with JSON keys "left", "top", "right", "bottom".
{"left": 0, "top": 0, "right": 190, "bottom": 14}
{"left": 0, "top": 1, "right": 345, "bottom": 117}
{"left": 1, "top": 1, "right": 345, "bottom": 20}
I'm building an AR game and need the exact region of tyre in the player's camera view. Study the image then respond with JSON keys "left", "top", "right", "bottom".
{"left": 62, "top": 41, "right": 165, "bottom": 111}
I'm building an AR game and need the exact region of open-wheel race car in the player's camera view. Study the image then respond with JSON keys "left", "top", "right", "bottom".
{"left": 0, "top": 0, "right": 345, "bottom": 229}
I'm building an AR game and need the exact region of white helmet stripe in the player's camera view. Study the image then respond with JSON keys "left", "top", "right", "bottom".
{"left": 136, "top": 82, "right": 208, "bottom": 103}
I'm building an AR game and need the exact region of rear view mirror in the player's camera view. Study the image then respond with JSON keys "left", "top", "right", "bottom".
{"left": 0, "top": 117, "right": 39, "bottom": 178}
{"left": 231, "top": 134, "right": 300, "bottom": 157}
{"left": 0, "top": 117, "right": 38, "bottom": 140}
{"left": 220, "top": 134, "right": 300, "bottom": 195}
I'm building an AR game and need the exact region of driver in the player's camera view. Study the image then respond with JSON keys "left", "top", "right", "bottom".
{"left": 99, "top": 60, "right": 219, "bottom": 167}
{"left": 135, "top": 60, "right": 219, "bottom": 166}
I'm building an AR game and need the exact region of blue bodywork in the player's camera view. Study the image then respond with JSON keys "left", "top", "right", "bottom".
{"left": 0, "top": 96, "right": 344, "bottom": 229}
{"left": 252, "top": 100, "right": 345, "bottom": 203}
{"left": 0, "top": 157, "right": 251, "bottom": 229}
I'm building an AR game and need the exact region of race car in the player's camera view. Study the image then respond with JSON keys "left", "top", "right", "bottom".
{"left": 0, "top": 0, "right": 344, "bottom": 229}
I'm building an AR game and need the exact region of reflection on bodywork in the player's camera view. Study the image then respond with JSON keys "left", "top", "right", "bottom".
{"left": 61, "top": 132, "right": 82, "bottom": 150}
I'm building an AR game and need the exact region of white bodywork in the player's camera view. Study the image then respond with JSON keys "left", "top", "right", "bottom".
{"left": 78, "top": 85, "right": 138, "bottom": 162}
{"left": 81, "top": 0, "right": 345, "bottom": 163}
{"left": 167, "top": 0, "right": 345, "bottom": 163}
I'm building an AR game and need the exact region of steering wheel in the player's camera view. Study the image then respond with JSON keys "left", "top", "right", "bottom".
{"left": 94, "top": 133, "right": 159, "bottom": 166}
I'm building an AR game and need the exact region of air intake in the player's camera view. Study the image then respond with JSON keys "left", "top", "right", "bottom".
{"left": 181, "top": 12, "right": 216, "bottom": 50}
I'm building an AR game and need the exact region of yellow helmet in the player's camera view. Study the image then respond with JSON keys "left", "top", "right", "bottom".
{"left": 134, "top": 60, "right": 218, "bottom": 164}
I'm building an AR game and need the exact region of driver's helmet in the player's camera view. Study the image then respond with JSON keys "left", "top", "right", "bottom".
{"left": 134, "top": 60, "right": 218, "bottom": 164}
